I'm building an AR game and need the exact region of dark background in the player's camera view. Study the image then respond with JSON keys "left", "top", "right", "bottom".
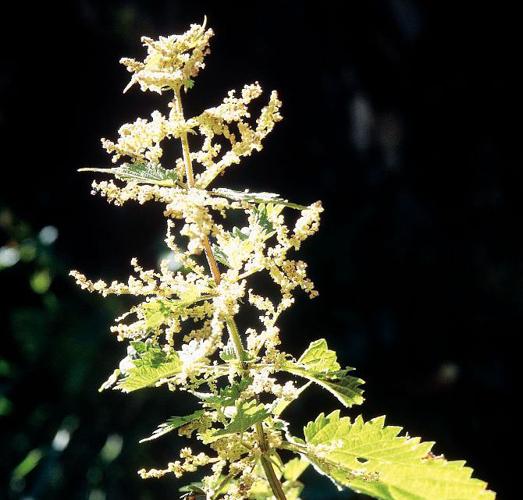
{"left": 1, "top": 1, "right": 517, "bottom": 498}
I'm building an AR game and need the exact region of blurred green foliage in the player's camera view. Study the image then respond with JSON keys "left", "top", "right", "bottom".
{"left": 0, "top": 206, "right": 182, "bottom": 499}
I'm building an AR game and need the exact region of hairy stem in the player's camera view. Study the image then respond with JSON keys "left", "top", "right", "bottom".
{"left": 258, "top": 426, "right": 288, "bottom": 499}
{"left": 174, "top": 86, "right": 287, "bottom": 500}
{"left": 225, "top": 316, "right": 247, "bottom": 366}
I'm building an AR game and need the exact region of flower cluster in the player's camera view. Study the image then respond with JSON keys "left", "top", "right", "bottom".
{"left": 121, "top": 19, "right": 214, "bottom": 94}
{"left": 71, "top": 19, "right": 323, "bottom": 498}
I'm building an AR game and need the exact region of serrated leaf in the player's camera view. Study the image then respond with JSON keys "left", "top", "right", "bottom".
{"left": 196, "top": 378, "right": 252, "bottom": 407}
{"left": 78, "top": 161, "right": 178, "bottom": 186}
{"left": 282, "top": 339, "right": 364, "bottom": 407}
{"left": 140, "top": 410, "right": 204, "bottom": 443}
{"left": 116, "top": 345, "right": 182, "bottom": 392}
{"left": 219, "top": 344, "right": 237, "bottom": 362}
{"left": 210, "top": 188, "right": 307, "bottom": 210}
{"left": 211, "top": 400, "right": 269, "bottom": 439}
{"left": 298, "top": 338, "right": 340, "bottom": 371}
{"left": 300, "top": 411, "right": 495, "bottom": 499}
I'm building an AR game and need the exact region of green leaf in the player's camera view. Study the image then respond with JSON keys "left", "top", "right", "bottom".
{"left": 142, "top": 299, "right": 181, "bottom": 330}
{"left": 179, "top": 482, "right": 205, "bottom": 494}
{"left": 98, "top": 368, "right": 120, "bottom": 392}
{"left": 253, "top": 204, "right": 276, "bottom": 234}
{"left": 180, "top": 476, "right": 231, "bottom": 496}
{"left": 298, "top": 338, "right": 340, "bottom": 371}
{"left": 214, "top": 400, "right": 269, "bottom": 436}
{"left": 183, "top": 78, "right": 195, "bottom": 91}
{"left": 178, "top": 481, "right": 205, "bottom": 499}
{"left": 282, "top": 339, "right": 364, "bottom": 407}
{"left": 219, "top": 344, "right": 237, "bottom": 362}
{"left": 210, "top": 400, "right": 269, "bottom": 440}
{"left": 116, "top": 344, "right": 182, "bottom": 392}
{"left": 142, "top": 295, "right": 212, "bottom": 330}
{"left": 196, "top": 378, "right": 252, "bottom": 407}
{"left": 300, "top": 411, "right": 495, "bottom": 500}
{"left": 140, "top": 410, "right": 204, "bottom": 443}
{"left": 212, "top": 243, "right": 231, "bottom": 268}
{"left": 210, "top": 188, "right": 308, "bottom": 210}
{"left": 142, "top": 301, "right": 168, "bottom": 330}
{"left": 283, "top": 457, "right": 309, "bottom": 482}
{"left": 78, "top": 161, "right": 178, "bottom": 186}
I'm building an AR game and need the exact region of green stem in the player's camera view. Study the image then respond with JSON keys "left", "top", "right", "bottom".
{"left": 174, "top": 86, "right": 221, "bottom": 285}
{"left": 174, "top": 86, "right": 287, "bottom": 500}
{"left": 260, "top": 453, "right": 287, "bottom": 500}
{"left": 225, "top": 317, "right": 247, "bottom": 367}
{"left": 226, "top": 317, "right": 286, "bottom": 499}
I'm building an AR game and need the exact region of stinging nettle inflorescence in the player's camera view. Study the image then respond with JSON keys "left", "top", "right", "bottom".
{"left": 72, "top": 18, "right": 495, "bottom": 500}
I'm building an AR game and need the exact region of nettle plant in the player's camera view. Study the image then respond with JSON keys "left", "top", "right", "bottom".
{"left": 72, "top": 20, "right": 495, "bottom": 500}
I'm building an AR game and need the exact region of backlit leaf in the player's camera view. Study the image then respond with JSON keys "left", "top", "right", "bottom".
{"left": 79, "top": 161, "right": 178, "bottom": 186}
{"left": 140, "top": 410, "right": 204, "bottom": 443}
{"left": 282, "top": 339, "right": 364, "bottom": 407}
{"left": 116, "top": 344, "right": 182, "bottom": 392}
{"left": 299, "top": 411, "right": 495, "bottom": 500}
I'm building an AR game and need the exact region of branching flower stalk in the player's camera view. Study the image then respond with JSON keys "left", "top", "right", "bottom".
{"left": 72, "top": 19, "right": 496, "bottom": 500}
{"left": 174, "top": 80, "right": 285, "bottom": 498}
